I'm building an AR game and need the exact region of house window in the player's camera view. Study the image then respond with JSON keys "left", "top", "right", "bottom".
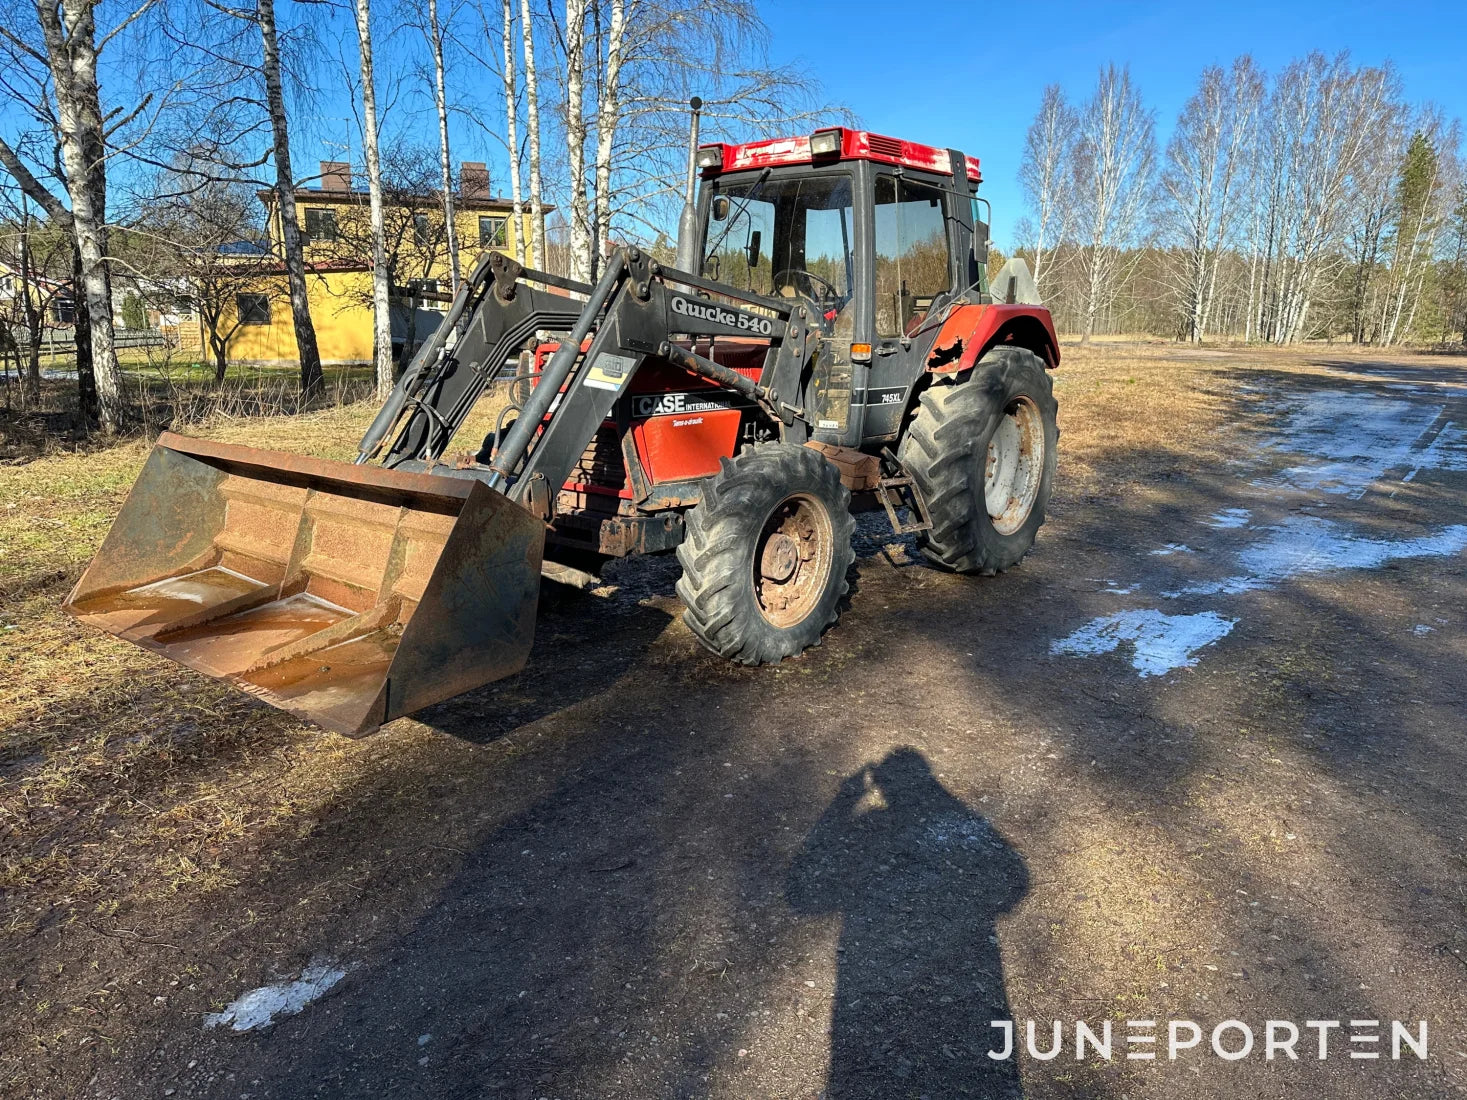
{"left": 303, "top": 208, "right": 337, "bottom": 244}
{"left": 236, "top": 293, "right": 271, "bottom": 326}
{"left": 414, "top": 213, "right": 431, "bottom": 247}
{"left": 478, "top": 215, "right": 507, "bottom": 248}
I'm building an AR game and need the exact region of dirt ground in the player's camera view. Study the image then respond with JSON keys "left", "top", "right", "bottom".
{"left": 4, "top": 341, "right": 1467, "bottom": 1098}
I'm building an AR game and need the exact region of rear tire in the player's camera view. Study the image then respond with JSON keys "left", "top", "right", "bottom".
{"left": 897, "top": 345, "right": 1058, "bottom": 574}
{"left": 676, "top": 442, "right": 855, "bottom": 664}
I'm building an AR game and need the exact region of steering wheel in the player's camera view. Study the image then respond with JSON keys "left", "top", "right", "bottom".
{"left": 772, "top": 267, "right": 843, "bottom": 305}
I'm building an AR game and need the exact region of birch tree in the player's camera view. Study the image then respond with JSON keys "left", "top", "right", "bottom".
{"left": 1159, "top": 57, "right": 1262, "bottom": 341}
{"left": 350, "top": 0, "right": 393, "bottom": 399}
{"left": 552, "top": 0, "right": 830, "bottom": 278}
{"left": 6, "top": 0, "right": 131, "bottom": 428}
{"left": 520, "top": 0, "right": 545, "bottom": 269}
{"left": 255, "top": 0, "right": 324, "bottom": 394}
{"left": 424, "top": 0, "right": 461, "bottom": 288}
{"left": 1445, "top": 181, "right": 1467, "bottom": 344}
{"left": 1253, "top": 55, "right": 1400, "bottom": 343}
{"left": 1343, "top": 126, "right": 1401, "bottom": 343}
{"left": 590, "top": 0, "right": 625, "bottom": 269}
{"left": 499, "top": 0, "right": 524, "bottom": 263}
{"left": 562, "top": 0, "right": 591, "bottom": 280}
{"left": 1019, "top": 85, "right": 1074, "bottom": 295}
{"left": 1070, "top": 65, "right": 1155, "bottom": 342}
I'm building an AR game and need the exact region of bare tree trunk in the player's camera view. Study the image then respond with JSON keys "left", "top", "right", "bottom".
{"left": 259, "top": 0, "right": 324, "bottom": 396}
{"left": 351, "top": 0, "right": 394, "bottom": 401}
{"left": 591, "top": 0, "right": 625, "bottom": 269}
{"left": 501, "top": 0, "right": 524, "bottom": 264}
{"left": 519, "top": 0, "right": 546, "bottom": 270}
{"left": 427, "top": 0, "right": 461, "bottom": 290}
{"left": 34, "top": 0, "right": 125, "bottom": 430}
{"left": 17, "top": 212, "right": 42, "bottom": 403}
{"left": 0, "top": 146, "right": 71, "bottom": 396}
{"left": 72, "top": 244, "right": 98, "bottom": 423}
{"left": 563, "top": 0, "right": 591, "bottom": 281}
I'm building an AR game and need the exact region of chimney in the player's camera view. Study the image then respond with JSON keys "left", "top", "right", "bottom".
{"left": 320, "top": 160, "right": 352, "bottom": 191}
{"left": 460, "top": 161, "right": 490, "bottom": 200}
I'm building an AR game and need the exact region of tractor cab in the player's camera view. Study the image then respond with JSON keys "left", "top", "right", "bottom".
{"left": 693, "top": 128, "right": 991, "bottom": 446}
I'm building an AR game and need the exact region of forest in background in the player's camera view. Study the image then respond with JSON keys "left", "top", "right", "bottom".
{"left": 1011, "top": 55, "right": 1467, "bottom": 345}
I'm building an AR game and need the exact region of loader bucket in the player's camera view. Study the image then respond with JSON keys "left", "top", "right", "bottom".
{"left": 63, "top": 433, "right": 544, "bottom": 736}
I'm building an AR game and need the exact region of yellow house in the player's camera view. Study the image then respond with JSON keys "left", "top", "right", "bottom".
{"left": 214, "top": 160, "right": 541, "bottom": 367}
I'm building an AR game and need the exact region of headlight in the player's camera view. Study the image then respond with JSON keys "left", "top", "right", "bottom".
{"left": 695, "top": 145, "right": 723, "bottom": 169}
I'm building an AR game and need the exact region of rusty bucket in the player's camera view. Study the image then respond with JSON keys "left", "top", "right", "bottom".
{"left": 63, "top": 433, "right": 544, "bottom": 736}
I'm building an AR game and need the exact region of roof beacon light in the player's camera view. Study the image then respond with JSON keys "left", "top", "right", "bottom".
{"left": 695, "top": 145, "right": 724, "bottom": 170}
{"left": 809, "top": 129, "right": 842, "bottom": 157}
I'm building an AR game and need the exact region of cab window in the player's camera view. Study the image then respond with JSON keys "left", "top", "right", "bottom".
{"left": 702, "top": 173, "right": 855, "bottom": 316}
{"left": 874, "top": 176, "right": 951, "bottom": 338}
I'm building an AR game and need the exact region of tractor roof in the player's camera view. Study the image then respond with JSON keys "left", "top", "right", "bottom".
{"left": 700, "top": 128, "right": 981, "bottom": 184}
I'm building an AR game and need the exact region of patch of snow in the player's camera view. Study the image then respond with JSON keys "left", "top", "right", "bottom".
{"left": 1050, "top": 609, "right": 1237, "bottom": 677}
{"left": 1175, "top": 516, "right": 1467, "bottom": 596}
{"left": 1207, "top": 508, "right": 1252, "bottom": 529}
{"left": 204, "top": 962, "right": 349, "bottom": 1032}
{"left": 1255, "top": 393, "right": 1457, "bottom": 498}
{"left": 1102, "top": 582, "right": 1137, "bottom": 595}
{"left": 1403, "top": 421, "right": 1467, "bottom": 482}
{"left": 1413, "top": 624, "right": 1433, "bottom": 636}
{"left": 1149, "top": 544, "right": 1196, "bottom": 557}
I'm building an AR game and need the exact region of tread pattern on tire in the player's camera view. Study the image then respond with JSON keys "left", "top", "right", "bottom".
{"left": 897, "top": 345, "right": 1059, "bottom": 575}
{"left": 676, "top": 442, "right": 855, "bottom": 665}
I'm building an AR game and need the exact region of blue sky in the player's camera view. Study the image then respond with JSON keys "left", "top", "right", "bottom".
{"left": 760, "top": 0, "right": 1467, "bottom": 248}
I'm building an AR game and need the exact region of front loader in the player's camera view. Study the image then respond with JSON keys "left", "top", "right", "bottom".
{"left": 65, "top": 127, "right": 1060, "bottom": 736}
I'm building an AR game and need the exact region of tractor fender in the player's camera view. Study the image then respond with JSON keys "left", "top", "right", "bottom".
{"left": 923, "top": 303, "right": 1061, "bottom": 376}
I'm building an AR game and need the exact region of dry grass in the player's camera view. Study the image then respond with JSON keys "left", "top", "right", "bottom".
{"left": 0, "top": 359, "right": 535, "bottom": 931}
{"left": 1046, "top": 341, "right": 1238, "bottom": 503}
{"left": 0, "top": 355, "right": 376, "bottom": 462}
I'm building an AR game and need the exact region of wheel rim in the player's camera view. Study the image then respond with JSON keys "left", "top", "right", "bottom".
{"left": 984, "top": 396, "right": 1045, "bottom": 536}
{"left": 753, "top": 493, "right": 834, "bottom": 628}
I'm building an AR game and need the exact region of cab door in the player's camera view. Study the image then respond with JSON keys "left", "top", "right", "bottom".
{"left": 859, "top": 170, "right": 959, "bottom": 443}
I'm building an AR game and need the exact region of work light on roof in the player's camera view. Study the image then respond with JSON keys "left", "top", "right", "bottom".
{"left": 809, "top": 129, "right": 842, "bottom": 157}
{"left": 695, "top": 145, "right": 723, "bottom": 169}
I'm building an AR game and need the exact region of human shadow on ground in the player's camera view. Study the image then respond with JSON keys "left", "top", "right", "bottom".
{"left": 787, "top": 748, "right": 1028, "bottom": 1099}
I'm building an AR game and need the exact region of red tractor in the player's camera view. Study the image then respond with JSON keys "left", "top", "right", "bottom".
{"left": 65, "top": 127, "right": 1060, "bottom": 735}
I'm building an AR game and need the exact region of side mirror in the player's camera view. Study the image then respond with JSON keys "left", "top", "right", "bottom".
{"left": 746, "top": 229, "right": 761, "bottom": 269}
{"left": 711, "top": 195, "right": 730, "bottom": 221}
{"left": 973, "top": 220, "right": 990, "bottom": 269}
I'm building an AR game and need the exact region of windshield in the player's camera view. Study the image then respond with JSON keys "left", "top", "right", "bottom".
{"left": 702, "top": 173, "right": 855, "bottom": 311}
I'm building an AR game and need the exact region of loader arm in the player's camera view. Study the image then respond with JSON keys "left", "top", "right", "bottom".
{"left": 359, "top": 247, "right": 819, "bottom": 519}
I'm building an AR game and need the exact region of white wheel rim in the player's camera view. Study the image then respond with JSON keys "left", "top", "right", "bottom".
{"left": 984, "top": 396, "right": 1044, "bottom": 536}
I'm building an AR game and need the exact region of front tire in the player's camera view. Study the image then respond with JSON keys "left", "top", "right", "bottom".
{"left": 676, "top": 443, "right": 855, "bottom": 664}
{"left": 897, "top": 345, "right": 1058, "bottom": 574}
